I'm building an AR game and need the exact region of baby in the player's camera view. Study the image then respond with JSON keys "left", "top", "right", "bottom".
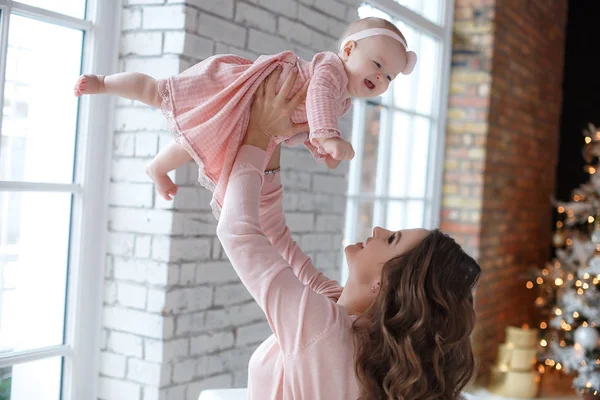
{"left": 73, "top": 17, "right": 416, "bottom": 217}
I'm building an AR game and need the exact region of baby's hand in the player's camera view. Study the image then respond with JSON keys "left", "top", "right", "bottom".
{"left": 322, "top": 137, "right": 355, "bottom": 161}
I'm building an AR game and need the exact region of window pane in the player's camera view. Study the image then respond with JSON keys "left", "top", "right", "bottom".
{"left": 393, "top": 0, "right": 445, "bottom": 25}
{"left": 17, "top": 0, "right": 86, "bottom": 19}
{"left": 358, "top": 3, "right": 391, "bottom": 19}
{"left": 1, "top": 15, "right": 83, "bottom": 184}
{"left": 0, "top": 356, "right": 62, "bottom": 400}
{"left": 386, "top": 201, "right": 404, "bottom": 231}
{"left": 393, "top": 29, "right": 440, "bottom": 116}
{"left": 391, "top": 23, "right": 417, "bottom": 112}
{"left": 385, "top": 201, "right": 424, "bottom": 234}
{"left": 359, "top": 104, "right": 381, "bottom": 194}
{"left": 388, "top": 111, "right": 410, "bottom": 197}
{"left": 357, "top": 201, "right": 375, "bottom": 242}
{"left": 415, "top": 34, "right": 440, "bottom": 115}
{"left": 408, "top": 116, "right": 430, "bottom": 197}
{"left": 406, "top": 200, "right": 424, "bottom": 228}
{"left": 388, "top": 113, "right": 431, "bottom": 198}
{"left": 0, "top": 192, "right": 71, "bottom": 353}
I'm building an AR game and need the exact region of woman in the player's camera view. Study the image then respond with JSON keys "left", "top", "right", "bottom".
{"left": 216, "top": 67, "right": 482, "bottom": 400}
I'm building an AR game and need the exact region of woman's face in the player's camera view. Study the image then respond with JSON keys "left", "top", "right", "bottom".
{"left": 345, "top": 227, "right": 430, "bottom": 282}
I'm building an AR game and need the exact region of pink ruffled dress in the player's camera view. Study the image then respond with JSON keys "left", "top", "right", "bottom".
{"left": 157, "top": 50, "right": 351, "bottom": 218}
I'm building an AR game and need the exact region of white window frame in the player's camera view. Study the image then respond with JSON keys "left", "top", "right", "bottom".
{"left": 343, "top": 0, "right": 455, "bottom": 282}
{"left": 0, "top": 1, "right": 121, "bottom": 399}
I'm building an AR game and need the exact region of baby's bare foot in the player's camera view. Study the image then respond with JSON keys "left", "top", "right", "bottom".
{"left": 146, "top": 164, "right": 178, "bottom": 201}
{"left": 73, "top": 74, "right": 102, "bottom": 97}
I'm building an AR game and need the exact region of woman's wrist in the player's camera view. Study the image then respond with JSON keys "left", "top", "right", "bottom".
{"left": 242, "top": 130, "right": 271, "bottom": 150}
{"left": 264, "top": 144, "right": 281, "bottom": 171}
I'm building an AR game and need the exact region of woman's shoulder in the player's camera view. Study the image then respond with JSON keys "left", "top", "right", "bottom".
{"left": 304, "top": 304, "right": 357, "bottom": 348}
{"left": 289, "top": 307, "right": 357, "bottom": 358}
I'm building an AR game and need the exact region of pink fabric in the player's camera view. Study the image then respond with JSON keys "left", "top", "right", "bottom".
{"left": 157, "top": 51, "right": 351, "bottom": 219}
{"left": 217, "top": 145, "right": 361, "bottom": 400}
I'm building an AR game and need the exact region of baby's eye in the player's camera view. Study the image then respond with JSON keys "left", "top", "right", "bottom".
{"left": 386, "top": 75, "right": 392, "bottom": 82}
{"left": 373, "top": 61, "right": 381, "bottom": 68}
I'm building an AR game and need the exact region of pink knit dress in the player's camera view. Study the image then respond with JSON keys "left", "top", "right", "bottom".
{"left": 157, "top": 50, "right": 351, "bottom": 218}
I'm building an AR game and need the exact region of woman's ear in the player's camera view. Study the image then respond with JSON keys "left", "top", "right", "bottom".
{"left": 370, "top": 281, "right": 380, "bottom": 293}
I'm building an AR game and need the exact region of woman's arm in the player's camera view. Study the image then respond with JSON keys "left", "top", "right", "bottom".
{"left": 217, "top": 145, "right": 343, "bottom": 357}
{"left": 216, "top": 69, "right": 344, "bottom": 355}
{"left": 259, "top": 157, "right": 343, "bottom": 300}
{"left": 252, "top": 68, "right": 342, "bottom": 298}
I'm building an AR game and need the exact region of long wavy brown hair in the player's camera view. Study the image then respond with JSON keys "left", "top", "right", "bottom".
{"left": 353, "top": 229, "right": 481, "bottom": 399}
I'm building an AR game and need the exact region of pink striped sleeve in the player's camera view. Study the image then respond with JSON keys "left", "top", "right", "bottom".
{"left": 259, "top": 175, "right": 343, "bottom": 300}
{"left": 306, "top": 65, "right": 347, "bottom": 151}
{"left": 216, "top": 146, "right": 344, "bottom": 356}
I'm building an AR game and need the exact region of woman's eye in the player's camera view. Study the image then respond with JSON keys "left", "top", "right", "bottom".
{"left": 374, "top": 61, "right": 381, "bottom": 68}
{"left": 387, "top": 233, "right": 395, "bottom": 244}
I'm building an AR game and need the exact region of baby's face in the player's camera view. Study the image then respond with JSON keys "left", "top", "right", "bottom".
{"left": 342, "top": 35, "right": 407, "bottom": 99}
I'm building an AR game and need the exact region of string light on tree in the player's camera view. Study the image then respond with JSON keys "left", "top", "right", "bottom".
{"left": 528, "top": 122, "right": 600, "bottom": 397}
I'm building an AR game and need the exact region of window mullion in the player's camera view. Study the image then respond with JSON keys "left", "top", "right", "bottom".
{"left": 401, "top": 29, "right": 423, "bottom": 228}
{"left": 341, "top": 198, "right": 358, "bottom": 284}
{"left": 342, "top": 99, "right": 368, "bottom": 284}
{"left": 348, "top": 99, "right": 367, "bottom": 196}
{"left": 347, "top": 194, "right": 428, "bottom": 202}
{"left": 370, "top": 0, "right": 445, "bottom": 37}
{"left": 0, "top": 181, "right": 83, "bottom": 193}
{"left": 373, "top": 96, "right": 393, "bottom": 227}
{"left": 0, "top": 344, "right": 70, "bottom": 368}
{"left": 0, "top": 5, "right": 10, "bottom": 149}
{"left": 428, "top": 0, "right": 455, "bottom": 228}
{"left": 11, "top": 2, "right": 92, "bottom": 31}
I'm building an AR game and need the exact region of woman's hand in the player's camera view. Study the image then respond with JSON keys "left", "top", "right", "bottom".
{"left": 243, "top": 66, "right": 310, "bottom": 151}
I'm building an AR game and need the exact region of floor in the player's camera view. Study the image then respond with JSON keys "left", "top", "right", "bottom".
{"left": 469, "top": 388, "right": 578, "bottom": 400}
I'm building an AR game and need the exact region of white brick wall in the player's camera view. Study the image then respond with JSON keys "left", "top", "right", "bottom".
{"left": 101, "top": 0, "right": 358, "bottom": 398}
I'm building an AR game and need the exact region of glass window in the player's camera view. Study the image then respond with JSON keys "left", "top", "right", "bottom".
{"left": 393, "top": 0, "right": 445, "bottom": 25}
{"left": 17, "top": 0, "right": 86, "bottom": 19}
{"left": 342, "top": 1, "right": 449, "bottom": 282}
{"left": 0, "top": 0, "right": 113, "bottom": 398}
{"left": 0, "top": 356, "right": 62, "bottom": 400}
{"left": 1, "top": 15, "right": 83, "bottom": 184}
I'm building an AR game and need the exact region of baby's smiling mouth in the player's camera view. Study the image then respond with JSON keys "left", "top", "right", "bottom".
{"left": 364, "top": 78, "right": 375, "bottom": 90}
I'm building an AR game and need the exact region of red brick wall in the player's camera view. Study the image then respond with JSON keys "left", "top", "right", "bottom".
{"left": 442, "top": 0, "right": 567, "bottom": 381}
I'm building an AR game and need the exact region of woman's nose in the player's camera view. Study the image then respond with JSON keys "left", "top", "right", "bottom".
{"left": 373, "top": 226, "right": 385, "bottom": 237}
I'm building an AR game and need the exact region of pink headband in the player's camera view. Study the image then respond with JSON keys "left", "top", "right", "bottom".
{"left": 339, "top": 28, "right": 417, "bottom": 75}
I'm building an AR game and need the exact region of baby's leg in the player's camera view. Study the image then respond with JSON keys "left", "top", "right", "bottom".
{"left": 146, "top": 141, "right": 192, "bottom": 200}
{"left": 73, "top": 72, "right": 162, "bottom": 108}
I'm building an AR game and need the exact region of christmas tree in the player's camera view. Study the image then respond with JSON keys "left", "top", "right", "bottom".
{"left": 529, "top": 123, "right": 600, "bottom": 397}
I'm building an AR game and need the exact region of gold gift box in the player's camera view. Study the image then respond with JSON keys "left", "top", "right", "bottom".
{"left": 489, "top": 326, "right": 540, "bottom": 398}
